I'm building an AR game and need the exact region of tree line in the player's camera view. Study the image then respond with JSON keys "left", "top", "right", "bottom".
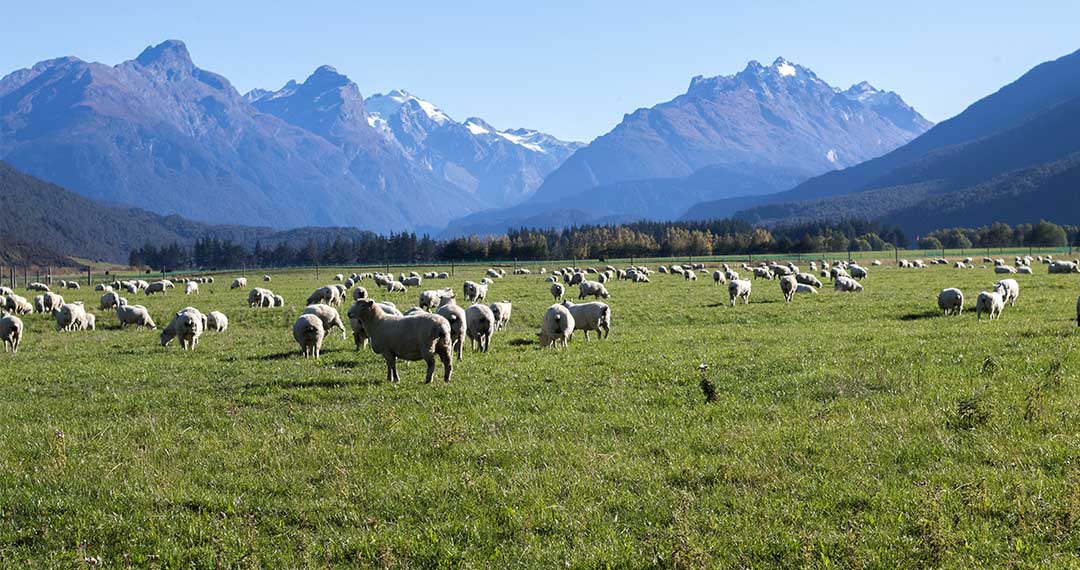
{"left": 126, "top": 218, "right": 1074, "bottom": 271}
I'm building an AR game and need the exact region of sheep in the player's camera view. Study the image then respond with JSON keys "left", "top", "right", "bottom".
{"left": 273, "top": 294, "right": 285, "bottom": 307}
{"left": 27, "top": 282, "right": 50, "bottom": 292}
{"left": 436, "top": 272, "right": 450, "bottom": 279}
{"left": 34, "top": 292, "right": 64, "bottom": 314}
{"left": 480, "top": 277, "right": 494, "bottom": 286}
{"left": 938, "top": 288, "right": 964, "bottom": 316}
{"left": 386, "top": 281, "right": 407, "bottom": 293}
{"left": 418, "top": 288, "right": 454, "bottom": 311}
{"left": 795, "top": 273, "right": 822, "bottom": 288}
{"left": 435, "top": 297, "right": 467, "bottom": 361}
{"left": 753, "top": 267, "right": 773, "bottom": 280}
{"left": 569, "top": 272, "right": 586, "bottom": 286}
{"left": 306, "top": 286, "right": 341, "bottom": 306}
{"left": 871, "top": 260, "right": 882, "bottom": 266}
{"left": 160, "top": 307, "right": 205, "bottom": 350}
{"left": 0, "top": 287, "right": 12, "bottom": 297}
{"left": 145, "top": 280, "right": 172, "bottom": 296}
{"left": 347, "top": 300, "right": 400, "bottom": 350}
{"left": 185, "top": 282, "right": 199, "bottom": 295}
{"left": 52, "top": 303, "right": 88, "bottom": 331}
{"left": 725, "top": 270, "right": 740, "bottom": 282}
{"left": 830, "top": 267, "right": 850, "bottom": 281}
{"left": 993, "top": 278, "right": 1020, "bottom": 307}
{"left": 560, "top": 300, "right": 610, "bottom": 340}
{"left": 352, "top": 287, "right": 368, "bottom": 301}
{"left": 550, "top": 282, "right": 566, "bottom": 301}
{"left": 293, "top": 314, "right": 325, "bottom": 358}
{"left": 1, "top": 313, "right": 23, "bottom": 353}
{"left": 514, "top": 268, "right": 531, "bottom": 275}
{"left": 976, "top": 291, "right": 1004, "bottom": 321}
{"left": 83, "top": 312, "right": 96, "bottom": 331}
{"left": 302, "top": 304, "right": 348, "bottom": 339}
{"left": 490, "top": 301, "right": 512, "bottom": 331}
{"left": 231, "top": 277, "right": 248, "bottom": 290}
{"left": 712, "top": 270, "right": 726, "bottom": 285}
{"left": 263, "top": 275, "right": 272, "bottom": 282}
{"left": 994, "top": 264, "right": 1017, "bottom": 274}
{"left": 1017, "top": 266, "right": 1034, "bottom": 274}
{"left": 684, "top": 270, "right": 697, "bottom": 281}
{"left": 849, "top": 265, "right": 868, "bottom": 279}
{"left": 794, "top": 284, "right": 818, "bottom": 295}
{"left": 99, "top": 291, "right": 125, "bottom": 310}
{"left": 403, "top": 276, "right": 423, "bottom": 287}
{"left": 1048, "top": 261, "right": 1079, "bottom": 274}
{"left": 4, "top": 294, "right": 33, "bottom": 315}
{"left": 486, "top": 268, "right": 502, "bottom": 279}
{"left": 403, "top": 307, "right": 427, "bottom": 316}
{"left": 249, "top": 288, "right": 275, "bottom": 308}
{"left": 463, "top": 280, "right": 488, "bottom": 302}
{"left": 465, "top": 303, "right": 496, "bottom": 352}
{"left": 834, "top": 276, "right": 864, "bottom": 293}
{"left": 350, "top": 299, "right": 453, "bottom": 383}
{"left": 116, "top": 305, "right": 156, "bottom": 329}
{"left": 779, "top": 275, "right": 797, "bottom": 303}
{"left": 728, "top": 280, "right": 752, "bottom": 306}
{"left": 578, "top": 280, "right": 610, "bottom": 300}
{"left": 333, "top": 273, "right": 345, "bottom": 282}
{"left": 206, "top": 311, "right": 229, "bottom": 332}
{"left": 64, "top": 281, "right": 80, "bottom": 290}
{"left": 538, "top": 303, "right": 575, "bottom": 348}
{"left": 658, "top": 265, "right": 669, "bottom": 274}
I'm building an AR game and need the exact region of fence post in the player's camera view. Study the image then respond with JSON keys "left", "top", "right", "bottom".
{"left": 86, "top": 266, "right": 91, "bottom": 286}
{"left": 451, "top": 260, "right": 455, "bottom": 277}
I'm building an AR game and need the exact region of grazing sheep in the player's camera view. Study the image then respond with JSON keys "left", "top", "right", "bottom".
{"left": 116, "top": 305, "right": 156, "bottom": 329}
{"left": 386, "top": 281, "right": 407, "bottom": 293}
{"left": 938, "top": 288, "right": 964, "bottom": 316}
{"left": 795, "top": 273, "right": 822, "bottom": 288}
{"left": 435, "top": 297, "right": 467, "bottom": 361}
{"left": 569, "top": 272, "right": 586, "bottom": 286}
{"left": 403, "top": 276, "right": 423, "bottom": 287}
{"left": 231, "top": 277, "right": 248, "bottom": 290}
{"left": 550, "top": 282, "right": 566, "bottom": 301}
{"left": 871, "top": 260, "right": 882, "bottom": 266}
{"left": 1, "top": 313, "right": 23, "bottom": 353}
{"left": 351, "top": 299, "right": 453, "bottom": 383}
{"left": 4, "top": 294, "right": 33, "bottom": 315}
{"left": 161, "top": 307, "right": 205, "bottom": 350}
{"left": 728, "top": 280, "right": 752, "bottom": 306}
{"left": 263, "top": 275, "right": 272, "bottom": 282}
{"left": 249, "top": 288, "right": 274, "bottom": 308}
{"left": 779, "top": 275, "right": 797, "bottom": 303}
{"left": 1049, "top": 261, "right": 1079, "bottom": 274}
{"left": 560, "top": 300, "right": 610, "bottom": 340}
{"left": 993, "top": 278, "right": 1020, "bottom": 307}
{"left": 0, "top": 287, "right": 12, "bottom": 297}
{"left": 486, "top": 268, "right": 502, "bottom": 279}
{"left": 795, "top": 284, "right": 818, "bottom": 295}
{"left": 36, "top": 292, "right": 64, "bottom": 314}
{"left": 27, "top": 282, "right": 50, "bottom": 292}
{"left": 490, "top": 301, "right": 512, "bottom": 331}
{"left": 418, "top": 288, "right": 454, "bottom": 311}
{"left": 994, "top": 264, "right": 1017, "bottom": 274}
{"left": 273, "top": 294, "right": 285, "bottom": 307}
{"left": 753, "top": 267, "right": 773, "bottom": 280}
{"left": 333, "top": 274, "right": 344, "bottom": 282}
{"left": 578, "top": 280, "right": 610, "bottom": 300}
{"left": 465, "top": 304, "right": 496, "bottom": 352}
{"left": 293, "top": 314, "right": 325, "bottom": 358}
{"left": 145, "top": 280, "right": 173, "bottom": 296}
{"left": 976, "top": 291, "right": 1004, "bottom": 321}
{"left": 437, "top": 272, "right": 450, "bottom": 279}
{"left": 725, "top": 270, "right": 740, "bottom": 282}
{"left": 99, "top": 291, "right": 125, "bottom": 310}
{"left": 712, "top": 270, "right": 726, "bottom": 285}
{"left": 352, "top": 287, "right": 368, "bottom": 301}
{"left": 206, "top": 311, "right": 229, "bottom": 332}
{"left": 684, "top": 270, "right": 697, "bottom": 281}
{"left": 302, "top": 304, "right": 348, "bottom": 339}
{"left": 53, "top": 303, "right": 90, "bottom": 331}
{"left": 538, "top": 303, "right": 575, "bottom": 348}
{"left": 1017, "top": 266, "right": 1034, "bottom": 274}
{"left": 185, "top": 282, "right": 199, "bottom": 295}
{"left": 306, "top": 286, "right": 342, "bottom": 306}
{"left": 463, "top": 280, "right": 488, "bottom": 302}
{"left": 834, "top": 276, "right": 864, "bottom": 293}
{"left": 849, "top": 265, "right": 868, "bottom": 279}
{"left": 404, "top": 307, "right": 427, "bottom": 316}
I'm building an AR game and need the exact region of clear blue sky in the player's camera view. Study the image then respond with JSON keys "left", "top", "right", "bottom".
{"left": 4, "top": 1, "right": 1077, "bottom": 142}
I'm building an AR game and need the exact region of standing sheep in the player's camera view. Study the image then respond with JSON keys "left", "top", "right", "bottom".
{"left": 293, "top": 314, "right": 326, "bottom": 358}
{"left": 728, "top": 280, "right": 752, "bottom": 306}
{"left": 435, "top": 297, "right": 467, "bottom": 361}
{"left": 463, "top": 280, "right": 488, "bottom": 302}
{"left": 231, "top": 278, "right": 248, "bottom": 290}
{"left": 538, "top": 303, "right": 575, "bottom": 348}
{"left": 350, "top": 299, "right": 453, "bottom": 383}
{"left": 938, "top": 288, "right": 964, "bottom": 316}
{"left": 993, "top": 278, "right": 1020, "bottom": 307}
{"left": 976, "top": 291, "right": 1005, "bottom": 321}
{"left": 352, "top": 287, "right": 368, "bottom": 301}
{"left": 53, "top": 303, "right": 90, "bottom": 331}
{"left": 347, "top": 300, "right": 402, "bottom": 350}
{"left": 160, "top": 307, "right": 205, "bottom": 350}
{"left": 302, "top": 304, "right": 348, "bottom": 339}
{"left": 249, "top": 288, "right": 275, "bottom": 308}
{"left": 578, "top": 280, "right": 610, "bottom": 300}
{"left": 206, "top": 311, "right": 229, "bottom": 332}
{"left": 490, "top": 301, "right": 512, "bottom": 331}
{"left": 185, "top": 282, "right": 199, "bottom": 295}
{"left": 779, "top": 275, "right": 797, "bottom": 303}
{"left": 834, "top": 276, "right": 864, "bottom": 293}
{"left": 1, "top": 313, "right": 23, "bottom": 354}
{"left": 712, "top": 270, "right": 726, "bottom": 285}
{"left": 465, "top": 304, "right": 496, "bottom": 352}
{"left": 560, "top": 300, "right": 611, "bottom": 340}
{"left": 116, "top": 305, "right": 156, "bottom": 329}
{"left": 550, "top": 282, "right": 565, "bottom": 301}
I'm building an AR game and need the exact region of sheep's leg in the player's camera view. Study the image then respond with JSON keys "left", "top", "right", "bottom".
{"left": 384, "top": 354, "right": 395, "bottom": 383}
{"left": 455, "top": 338, "right": 463, "bottom": 361}
{"left": 440, "top": 347, "right": 452, "bottom": 382}
{"left": 424, "top": 355, "right": 435, "bottom": 383}
{"left": 583, "top": 330, "right": 589, "bottom": 341}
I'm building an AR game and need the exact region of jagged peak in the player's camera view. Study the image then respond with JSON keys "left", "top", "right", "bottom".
{"left": 135, "top": 40, "right": 192, "bottom": 68}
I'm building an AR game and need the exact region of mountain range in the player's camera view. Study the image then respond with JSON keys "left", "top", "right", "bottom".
{"left": 444, "top": 57, "right": 932, "bottom": 235}
{"left": 0, "top": 40, "right": 579, "bottom": 232}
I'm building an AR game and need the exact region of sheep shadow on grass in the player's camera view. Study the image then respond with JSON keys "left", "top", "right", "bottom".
{"left": 899, "top": 310, "right": 941, "bottom": 321}
{"left": 508, "top": 338, "right": 536, "bottom": 347}
{"left": 252, "top": 348, "right": 347, "bottom": 361}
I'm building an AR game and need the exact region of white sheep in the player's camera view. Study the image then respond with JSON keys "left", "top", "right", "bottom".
{"left": 273, "top": 294, "right": 285, "bottom": 307}
{"left": 712, "top": 270, "right": 726, "bottom": 285}
{"left": 795, "top": 273, "right": 822, "bottom": 288}
{"left": 386, "top": 281, "right": 408, "bottom": 293}
{"left": 794, "top": 284, "right": 818, "bottom": 295}
{"left": 465, "top": 304, "right": 496, "bottom": 352}
{"left": 302, "top": 304, "right": 348, "bottom": 339}
{"left": 161, "top": 307, "right": 205, "bottom": 350}
{"left": 538, "top": 303, "right": 575, "bottom": 348}
{"left": 560, "top": 300, "right": 610, "bottom": 340}
{"left": 263, "top": 275, "right": 272, "bottom": 282}
{"left": 306, "top": 286, "right": 341, "bottom": 306}
{"left": 53, "top": 303, "right": 89, "bottom": 331}
{"left": 4, "top": 294, "right": 33, "bottom": 315}
{"left": 116, "top": 305, "right": 156, "bottom": 329}
{"left": 346, "top": 300, "right": 401, "bottom": 350}
{"left": 463, "top": 281, "right": 488, "bottom": 302}
{"left": 27, "top": 282, "right": 50, "bottom": 292}
{"left": 976, "top": 291, "right": 1004, "bottom": 321}
{"left": 728, "top": 279, "right": 752, "bottom": 306}
{"left": 185, "top": 282, "right": 199, "bottom": 295}
{"left": 779, "top": 275, "right": 797, "bottom": 303}
{"left": 993, "top": 278, "right": 1020, "bottom": 307}
{"left": 849, "top": 265, "right": 868, "bottom": 279}
{"left": 834, "top": 276, "right": 864, "bottom": 293}
{"left": 145, "top": 280, "right": 173, "bottom": 296}
{"left": 1, "top": 313, "right": 23, "bottom": 353}
{"left": 352, "top": 287, "right": 368, "bottom": 301}
{"left": 403, "top": 276, "right": 423, "bottom": 287}
{"left": 578, "top": 280, "right": 610, "bottom": 300}
{"left": 293, "top": 314, "right": 325, "bottom": 358}
{"left": 994, "top": 264, "right": 1017, "bottom": 274}
{"left": 435, "top": 297, "right": 467, "bottom": 361}
{"left": 350, "top": 299, "right": 453, "bottom": 383}
{"left": 206, "top": 311, "right": 229, "bottom": 332}
{"left": 231, "top": 277, "right": 248, "bottom": 290}
{"left": 333, "top": 273, "right": 345, "bottom": 282}
{"left": 249, "top": 288, "right": 275, "bottom": 308}
{"left": 418, "top": 288, "right": 454, "bottom": 311}
{"left": 1049, "top": 261, "right": 1079, "bottom": 274}
{"left": 936, "top": 287, "right": 964, "bottom": 316}
{"left": 550, "top": 282, "right": 565, "bottom": 301}
{"left": 99, "top": 291, "right": 125, "bottom": 310}
{"left": 490, "top": 301, "right": 512, "bottom": 331}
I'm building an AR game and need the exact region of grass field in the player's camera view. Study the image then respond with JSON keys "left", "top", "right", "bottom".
{"left": 3, "top": 261, "right": 1080, "bottom": 568}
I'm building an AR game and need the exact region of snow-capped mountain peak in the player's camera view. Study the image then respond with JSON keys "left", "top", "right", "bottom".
{"left": 367, "top": 89, "right": 451, "bottom": 124}
{"left": 773, "top": 57, "right": 797, "bottom": 77}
